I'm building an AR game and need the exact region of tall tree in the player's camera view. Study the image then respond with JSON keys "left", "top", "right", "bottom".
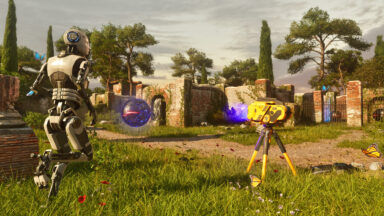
{"left": 116, "top": 23, "right": 158, "bottom": 95}
{"left": 221, "top": 58, "right": 258, "bottom": 86}
{"left": 374, "top": 35, "right": 384, "bottom": 57}
{"left": 310, "top": 49, "right": 362, "bottom": 94}
{"left": 274, "top": 7, "right": 371, "bottom": 88}
{"left": 258, "top": 20, "right": 273, "bottom": 82}
{"left": 2, "top": 0, "right": 18, "bottom": 73}
{"left": 91, "top": 24, "right": 123, "bottom": 91}
{"left": 353, "top": 56, "right": 384, "bottom": 88}
{"left": 171, "top": 48, "right": 213, "bottom": 83}
{"left": 46, "top": 25, "right": 54, "bottom": 59}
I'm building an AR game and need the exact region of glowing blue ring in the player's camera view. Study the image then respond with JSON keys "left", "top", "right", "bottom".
{"left": 67, "top": 31, "right": 80, "bottom": 43}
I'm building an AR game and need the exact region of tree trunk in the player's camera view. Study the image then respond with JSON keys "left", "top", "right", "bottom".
{"left": 319, "top": 39, "right": 325, "bottom": 81}
{"left": 127, "top": 56, "right": 132, "bottom": 96}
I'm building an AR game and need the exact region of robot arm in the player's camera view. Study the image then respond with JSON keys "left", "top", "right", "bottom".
{"left": 27, "top": 63, "right": 48, "bottom": 96}
{"left": 76, "top": 60, "right": 88, "bottom": 86}
{"left": 76, "top": 60, "right": 97, "bottom": 125}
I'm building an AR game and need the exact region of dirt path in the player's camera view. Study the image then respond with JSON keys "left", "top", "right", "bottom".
{"left": 96, "top": 129, "right": 382, "bottom": 168}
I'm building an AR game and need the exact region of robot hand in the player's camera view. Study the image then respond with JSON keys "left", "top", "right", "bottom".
{"left": 26, "top": 89, "right": 38, "bottom": 96}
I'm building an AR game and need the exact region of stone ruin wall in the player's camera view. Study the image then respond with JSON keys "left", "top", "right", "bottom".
{"left": 0, "top": 74, "right": 39, "bottom": 180}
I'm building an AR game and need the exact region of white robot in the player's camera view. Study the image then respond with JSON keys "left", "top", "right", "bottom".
{"left": 27, "top": 29, "right": 96, "bottom": 199}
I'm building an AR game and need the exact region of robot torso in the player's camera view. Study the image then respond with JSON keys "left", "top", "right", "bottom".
{"left": 47, "top": 55, "right": 88, "bottom": 106}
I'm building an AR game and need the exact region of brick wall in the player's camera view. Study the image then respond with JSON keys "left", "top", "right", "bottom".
{"left": 313, "top": 90, "right": 323, "bottom": 123}
{"left": 346, "top": 81, "right": 362, "bottom": 127}
{"left": 0, "top": 75, "right": 39, "bottom": 180}
{"left": 0, "top": 128, "right": 38, "bottom": 179}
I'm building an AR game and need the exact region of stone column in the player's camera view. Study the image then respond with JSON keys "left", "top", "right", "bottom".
{"left": 0, "top": 74, "right": 39, "bottom": 180}
{"left": 346, "top": 81, "right": 362, "bottom": 127}
{"left": 313, "top": 90, "right": 323, "bottom": 123}
{"left": 255, "top": 79, "right": 272, "bottom": 98}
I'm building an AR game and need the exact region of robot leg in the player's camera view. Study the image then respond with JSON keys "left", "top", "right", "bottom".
{"left": 31, "top": 150, "right": 52, "bottom": 189}
{"left": 65, "top": 116, "right": 93, "bottom": 161}
{"left": 33, "top": 117, "right": 71, "bottom": 189}
{"left": 48, "top": 162, "right": 67, "bottom": 198}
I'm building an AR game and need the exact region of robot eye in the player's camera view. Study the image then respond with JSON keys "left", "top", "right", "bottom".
{"left": 67, "top": 31, "right": 80, "bottom": 42}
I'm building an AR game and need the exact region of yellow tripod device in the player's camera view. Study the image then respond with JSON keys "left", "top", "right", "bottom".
{"left": 246, "top": 125, "right": 296, "bottom": 182}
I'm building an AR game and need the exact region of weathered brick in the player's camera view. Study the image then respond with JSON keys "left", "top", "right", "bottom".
{"left": 346, "top": 81, "right": 362, "bottom": 127}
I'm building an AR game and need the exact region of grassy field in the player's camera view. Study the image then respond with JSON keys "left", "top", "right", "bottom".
{"left": 1, "top": 129, "right": 384, "bottom": 215}
{"left": 221, "top": 123, "right": 357, "bottom": 146}
{"left": 337, "top": 122, "right": 384, "bottom": 149}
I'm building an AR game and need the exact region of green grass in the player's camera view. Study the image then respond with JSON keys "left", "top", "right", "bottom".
{"left": 222, "top": 123, "right": 356, "bottom": 146}
{"left": 96, "top": 123, "right": 224, "bottom": 138}
{"left": 2, "top": 129, "right": 384, "bottom": 215}
{"left": 337, "top": 122, "right": 384, "bottom": 149}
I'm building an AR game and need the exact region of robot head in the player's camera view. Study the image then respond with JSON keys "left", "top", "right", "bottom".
{"left": 63, "top": 29, "right": 90, "bottom": 57}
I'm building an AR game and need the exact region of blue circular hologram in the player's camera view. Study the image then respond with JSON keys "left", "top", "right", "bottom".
{"left": 121, "top": 98, "right": 151, "bottom": 127}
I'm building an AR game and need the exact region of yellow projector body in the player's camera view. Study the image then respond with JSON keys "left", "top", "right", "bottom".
{"left": 247, "top": 101, "right": 291, "bottom": 125}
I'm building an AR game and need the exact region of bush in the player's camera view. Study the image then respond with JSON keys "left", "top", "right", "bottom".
{"left": 23, "top": 112, "right": 47, "bottom": 129}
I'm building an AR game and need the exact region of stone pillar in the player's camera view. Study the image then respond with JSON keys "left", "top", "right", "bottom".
{"left": 255, "top": 79, "right": 272, "bottom": 98}
{"left": 183, "top": 78, "right": 193, "bottom": 127}
{"left": 136, "top": 84, "right": 143, "bottom": 99}
{"left": 346, "top": 81, "right": 362, "bottom": 127}
{"left": 282, "top": 84, "right": 295, "bottom": 102}
{"left": 0, "top": 75, "right": 39, "bottom": 180}
{"left": 313, "top": 90, "right": 323, "bottom": 123}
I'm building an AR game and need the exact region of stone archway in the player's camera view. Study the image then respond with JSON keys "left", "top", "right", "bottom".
{"left": 151, "top": 95, "right": 166, "bottom": 126}
{"left": 367, "top": 96, "right": 384, "bottom": 122}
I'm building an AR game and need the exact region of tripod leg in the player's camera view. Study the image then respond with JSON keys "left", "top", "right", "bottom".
{"left": 246, "top": 131, "right": 264, "bottom": 173}
{"left": 273, "top": 132, "right": 297, "bottom": 176}
{"left": 261, "top": 129, "right": 270, "bottom": 181}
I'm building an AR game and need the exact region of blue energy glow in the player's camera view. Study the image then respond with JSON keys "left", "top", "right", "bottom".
{"left": 224, "top": 103, "right": 249, "bottom": 123}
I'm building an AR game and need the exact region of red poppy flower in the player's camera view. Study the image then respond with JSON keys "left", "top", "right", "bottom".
{"left": 255, "top": 159, "right": 261, "bottom": 163}
{"left": 148, "top": 144, "right": 152, "bottom": 148}
{"left": 216, "top": 144, "right": 219, "bottom": 147}
{"left": 160, "top": 148, "right": 163, "bottom": 151}
{"left": 98, "top": 202, "right": 106, "bottom": 206}
{"left": 100, "top": 180, "right": 110, "bottom": 185}
{"left": 78, "top": 195, "right": 86, "bottom": 203}
{"left": 221, "top": 154, "right": 224, "bottom": 157}
{"left": 280, "top": 156, "right": 285, "bottom": 159}
{"left": 175, "top": 152, "right": 180, "bottom": 155}
{"left": 230, "top": 148, "right": 235, "bottom": 152}
{"left": 273, "top": 169, "right": 278, "bottom": 173}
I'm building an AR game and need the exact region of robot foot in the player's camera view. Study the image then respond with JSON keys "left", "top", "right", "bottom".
{"left": 51, "top": 152, "right": 90, "bottom": 162}
{"left": 48, "top": 162, "right": 67, "bottom": 198}
{"left": 33, "top": 174, "right": 50, "bottom": 189}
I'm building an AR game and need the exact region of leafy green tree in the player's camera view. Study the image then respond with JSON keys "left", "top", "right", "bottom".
{"left": 46, "top": 25, "right": 54, "bottom": 59}
{"left": 116, "top": 23, "right": 158, "bottom": 95}
{"left": 274, "top": 7, "right": 371, "bottom": 88}
{"left": 221, "top": 58, "right": 258, "bottom": 86}
{"left": 310, "top": 50, "right": 362, "bottom": 94}
{"left": 91, "top": 24, "right": 123, "bottom": 91}
{"left": 353, "top": 56, "right": 384, "bottom": 88}
{"left": 374, "top": 35, "right": 384, "bottom": 57}
{"left": 18, "top": 46, "right": 42, "bottom": 71}
{"left": 258, "top": 20, "right": 273, "bottom": 82}
{"left": 2, "top": 0, "right": 18, "bottom": 73}
{"left": 171, "top": 48, "right": 213, "bottom": 83}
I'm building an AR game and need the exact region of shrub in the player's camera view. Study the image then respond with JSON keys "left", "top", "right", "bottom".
{"left": 23, "top": 112, "right": 47, "bottom": 129}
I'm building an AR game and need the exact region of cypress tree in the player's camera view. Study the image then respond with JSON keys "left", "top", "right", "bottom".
{"left": 201, "top": 66, "right": 207, "bottom": 84}
{"left": 374, "top": 35, "right": 384, "bottom": 57}
{"left": 46, "top": 25, "right": 54, "bottom": 59}
{"left": 258, "top": 20, "right": 273, "bottom": 82}
{"left": 2, "top": 0, "right": 18, "bottom": 73}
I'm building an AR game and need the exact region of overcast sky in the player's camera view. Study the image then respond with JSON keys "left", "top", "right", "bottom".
{"left": 0, "top": 0, "right": 384, "bottom": 92}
